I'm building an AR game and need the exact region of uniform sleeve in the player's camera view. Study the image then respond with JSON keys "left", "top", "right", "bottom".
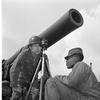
{"left": 55, "top": 62, "right": 91, "bottom": 88}
{"left": 12, "top": 48, "right": 29, "bottom": 69}
{"left": 67, "top": 62, "right": 91, "bottom": 87}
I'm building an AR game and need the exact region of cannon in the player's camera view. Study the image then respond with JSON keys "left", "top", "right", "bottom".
{"left": 2, "top": 8, "right": 84, "bottom": 70}
{"left": 39, "top": 8, "right": 83, "bottom": 48}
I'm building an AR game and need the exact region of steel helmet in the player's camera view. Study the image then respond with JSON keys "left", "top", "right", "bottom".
{"left": 29, "top": 36, "right": 42, "bottom": 45}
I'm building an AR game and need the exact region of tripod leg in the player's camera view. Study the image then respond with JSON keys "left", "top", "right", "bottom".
{"left": 39, "top": 54, "right": 45, "bottom": 100}
{"left": 45, "top": 59, "right": 52, "bottom": 77}
{"left": 39, "top": 54, "right": 52, "bottom": 100}
{"left": 25, "top": 58, "right": 42, "bottom": 100}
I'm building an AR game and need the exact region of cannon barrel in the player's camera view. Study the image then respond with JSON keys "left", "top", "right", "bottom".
{"left": 3, "top": 9, "right": 83, "bottom": 65}
{"left": 39, "top": 8, "right": 83, "bottom": 48}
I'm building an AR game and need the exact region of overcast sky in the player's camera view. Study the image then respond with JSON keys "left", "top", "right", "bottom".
{"left": 2, "top": 0, "right": 100, "bottom": 81}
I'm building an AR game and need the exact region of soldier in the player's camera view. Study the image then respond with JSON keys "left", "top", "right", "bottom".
{"left": 45, "top": 47, "right": 100, "bottom": 100}
{"left": 10, "top": 36, "right": 50, "bottom": 100}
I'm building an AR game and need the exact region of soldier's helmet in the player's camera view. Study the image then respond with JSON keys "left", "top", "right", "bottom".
{"left": 29, "top": 36, "right": 42, "bottom": 45}
{"left": 65, "top": 47, "right": 84, "bottom": 61}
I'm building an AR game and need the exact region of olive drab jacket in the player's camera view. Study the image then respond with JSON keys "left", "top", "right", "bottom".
{"left": 2, "top": 46, "right": 28, "bottom": 81}
{"left": 10, "top": 47, "right": 42, "bottom": 88}
{"left": 45, "top": 62, "right": 100, "bottom": 100}
{"left": 3, "top": 46, "right": 50, "bottom": 100}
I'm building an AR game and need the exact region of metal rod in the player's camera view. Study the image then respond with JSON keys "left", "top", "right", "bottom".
{"left": 25, "top": 58, "right": 42, "bottom": 100}
{"left": 39, "top": 49, "right": 45, "bottom": 100}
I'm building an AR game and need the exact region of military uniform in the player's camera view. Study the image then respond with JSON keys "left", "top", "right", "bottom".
{"left": 2, "top": 46, "right": 27, "bottom": 100}
{"left": 45, "top": 62, "right": 100, "bottom": 100}
{"left": 10, "top": 47, "right": 41, "bottom": 87}
{"left": 45, "top": 48, "right": 100, "bottom": 100}
{"left": 10, "top": 46, "right": 51, "bottom": 100}
{"left": 10, "top": 47, "right": 41, "bottom": 99}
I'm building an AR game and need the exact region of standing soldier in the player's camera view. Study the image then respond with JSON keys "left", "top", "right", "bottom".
{"left": 10, "top": 36, "right": 50, "bottom": 100}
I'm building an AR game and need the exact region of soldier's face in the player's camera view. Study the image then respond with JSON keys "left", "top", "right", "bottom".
{"left": 30, "top": 44, "right": 42, "bottom": 54}
{"left": 66, "top": 55, "right": 80, "bottom": 69}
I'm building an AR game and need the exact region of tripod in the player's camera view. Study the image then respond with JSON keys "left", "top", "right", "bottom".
{"left": 25, "top": 39, "right": 51, "bottom": 100}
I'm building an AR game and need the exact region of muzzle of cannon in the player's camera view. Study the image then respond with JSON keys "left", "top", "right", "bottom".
{"left": 39, "top": 8, "right": 84, "bottom": 48}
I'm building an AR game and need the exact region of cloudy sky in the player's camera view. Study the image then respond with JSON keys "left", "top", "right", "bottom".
{"left": 2, "top": 0, "right": 100, "bottom": 81}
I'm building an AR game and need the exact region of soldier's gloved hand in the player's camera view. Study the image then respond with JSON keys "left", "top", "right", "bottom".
{"left": 38, "top": 70, "right": 42, "bottom": 80}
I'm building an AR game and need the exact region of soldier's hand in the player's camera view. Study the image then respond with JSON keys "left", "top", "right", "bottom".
{"left": 38, "top": 71, "right": 42, "bottom": 80}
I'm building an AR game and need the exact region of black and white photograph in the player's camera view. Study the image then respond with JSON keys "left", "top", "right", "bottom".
{"left": 2, "top": 0, "right": 100, "bottom": 100}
